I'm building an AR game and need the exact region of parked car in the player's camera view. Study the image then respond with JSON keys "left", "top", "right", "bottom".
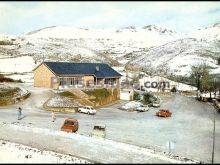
{"left": 91, "top": 124, "right": 106, "bottom": 138}
{"left": 156, "top": 109, "right": 172, "bottom": 117}
{"left": 136, "top": 105, "right": 149, "bottom": 112}
{"left": 61, "top": 118, "right": 79, "bottom": 133}
{"left": 152, "top": 101, "right": 160, "bottom": 107}
{"left": 78, "top": 106, "right": 97, "bottom": 115}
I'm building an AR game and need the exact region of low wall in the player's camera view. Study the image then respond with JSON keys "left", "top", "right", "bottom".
{"left": 44, "top": 106, "right": 77, "bottom": 113}
{"left": 180, "top": 91, "right": 197, "bottom": 96}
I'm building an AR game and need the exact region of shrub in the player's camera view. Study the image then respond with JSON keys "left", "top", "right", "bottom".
{"left": 142, "top": 92, "right": 156, "bottom": 105}
{"left": 133, "top": 91, "right": 140, "bottom": 100}
{"left": 171, "top": 87, "right": 177, "bottom": 92}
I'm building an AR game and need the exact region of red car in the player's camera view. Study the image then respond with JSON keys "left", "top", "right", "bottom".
{"left": 61, "top": 118, "right": 79, "bottom": 133}
{"left": 156, "top": 109, "right": 172, "bottom": 117}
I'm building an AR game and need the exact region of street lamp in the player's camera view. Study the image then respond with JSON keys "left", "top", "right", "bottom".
{"left": 212, "top": 106, "right": 216, "bottom": 164}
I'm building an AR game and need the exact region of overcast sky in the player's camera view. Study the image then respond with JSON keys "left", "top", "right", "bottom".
{"left": 0, "top": 1, "right": 220, "bottom": 35}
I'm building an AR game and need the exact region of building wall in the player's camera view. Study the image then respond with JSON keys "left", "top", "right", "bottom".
{"left": 120, "top": 88, "right": 134, "bottom": 101}
{"left": 83, "top": 76, "right": 94, "bottom": 86}
{"left": 34, "top": 63, "right": 59, "bottom": 88}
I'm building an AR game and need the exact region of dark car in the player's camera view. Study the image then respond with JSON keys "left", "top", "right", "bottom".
{"left": 61, "top": 118, "right": 79, "bottom": 133}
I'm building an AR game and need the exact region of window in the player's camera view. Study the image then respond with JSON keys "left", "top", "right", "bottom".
{"left": 65, "top": 120, "right": 75, "bottom": 125}
{"left": 59, "top": 77, "right": 82, "bottom": 86}
{"left": 104, "top": 78, "right": 116, "bottom": 85}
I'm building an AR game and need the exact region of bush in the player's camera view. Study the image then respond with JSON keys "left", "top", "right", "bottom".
{"left": 133, "top": 91, "right": 140, "bottom": 100}
{"left": 142, "top": 92, "right": 156, "bottom": 105}
{"left": 171, "top": 87, "right": 177, "bottom": 92}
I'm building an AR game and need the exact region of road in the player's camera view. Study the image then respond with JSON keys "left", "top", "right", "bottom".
{"left": 0, "top": 83, "right": 219, "bottom": 163}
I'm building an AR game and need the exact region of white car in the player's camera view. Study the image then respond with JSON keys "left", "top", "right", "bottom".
{"left": 152, "top": 101, "right": 160, "bottom": 107}
{"left": 136, "top": 105, "right": 149, "bottom": 112}
{"left": 78, "top": 106, "right": 96, "bottom": 115}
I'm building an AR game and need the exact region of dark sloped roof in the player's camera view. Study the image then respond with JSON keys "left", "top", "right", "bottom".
{"left": 43, "top": 62, "right": 122, "bottom": 78}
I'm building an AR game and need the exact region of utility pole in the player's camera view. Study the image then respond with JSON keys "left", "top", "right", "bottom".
{"left": 212, "top": 107, "right": 216, "bottom": 164}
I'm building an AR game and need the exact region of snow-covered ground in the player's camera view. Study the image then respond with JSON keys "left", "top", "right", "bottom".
{"left": 120, "top": 101, "right": 143, "bottom": 110}
{"left": 0, "top": 56, "right": 38, "bottom": 73}
{"left": 139, "top": 75, "right": 197, "bottom": 92}
{"left": 0, "top": 140, "right": 90, "bottom": 163}
{"left": 0, "top": 121, "right": 201, "bottom": 164}
{"left": 46, "top": 96, "right": 81, "bottom": 108}
{"left": 4, "top": 73, "right": 34, "bottom": 83}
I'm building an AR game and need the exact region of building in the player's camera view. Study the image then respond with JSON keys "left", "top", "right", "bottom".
{"left": 120, "top": 88, "right": 134, "bottom": 101}
{"left": 33, "top": 62, "right": 122, "bottom": 89}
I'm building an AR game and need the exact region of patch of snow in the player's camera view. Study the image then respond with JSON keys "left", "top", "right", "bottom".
{"left": 139, "top": 75, "right": 197, "bottom": 92}
{"left": 0, "top": 139, "right": 90, "bottom": 163}
{"left": 4, "top": 73, "right": 34, "bottom": 83}
{"left": 0, "top": 56, "right": 37, "bottom": 73}
{"left": 121, "top": 101, "right": 143, "bottom": 110}
{"left": 47, "top": 96, "right": 81, "bottom": 108}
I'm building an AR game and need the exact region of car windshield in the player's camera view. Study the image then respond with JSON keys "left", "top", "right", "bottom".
{"left": 64, "top": 120, "right": 75, "bottom": 125}
{"left": 94, "top": 125, "right": 105, "bottom": 130}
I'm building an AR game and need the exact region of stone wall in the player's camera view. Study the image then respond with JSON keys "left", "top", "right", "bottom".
{"left": 34, "top": 63, "right": 59, "bottom": 89}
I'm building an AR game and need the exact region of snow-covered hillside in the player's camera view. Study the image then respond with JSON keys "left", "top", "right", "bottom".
{"left": 129, "top": 38, "right": 220, "bottom": 76}
{"left": 0, "top": 23, "right": 220, "bottom": 76}
{"left": 187, "top": 23, "right": 220, "bottom": 42}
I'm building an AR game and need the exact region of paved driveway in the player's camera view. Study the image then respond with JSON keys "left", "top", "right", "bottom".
{"left": 0, "top": 83, "right": 219, "bottom": 163}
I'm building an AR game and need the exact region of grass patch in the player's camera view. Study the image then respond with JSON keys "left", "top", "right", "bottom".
{"left": 0, "top": 87, "right": 20, "bottom": 106}
{"left": 0, "top": 87, "right": 20, "bottom": 98}
{"left": 83, "top": 88, "right": 110, "bottom": 102}
{"left": 58, "top": 91, "right": 77, "bottom": 99}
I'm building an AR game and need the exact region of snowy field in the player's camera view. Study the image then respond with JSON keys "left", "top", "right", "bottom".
{"left": 0, "top": 140, "right": 91, "bottom": 163}
{"left": 0, "top": 56, "right": 37, "bottom": 73}
{"left": 4, "top": 73, "right": 34, "bottom": 83}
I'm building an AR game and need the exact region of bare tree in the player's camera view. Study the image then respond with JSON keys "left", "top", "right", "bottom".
{"left": 190, "top": 63, "right": 215, "bottom": 100}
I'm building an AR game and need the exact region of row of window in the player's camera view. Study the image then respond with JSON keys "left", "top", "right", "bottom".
{"left": 104, "top": 78, "right": 117, "bottom": 85}
{"left": 59, "top": 77, "right": 82, "bottom": 86}
{"left": 59, "top": 77, "right": 117, "bottom": 86}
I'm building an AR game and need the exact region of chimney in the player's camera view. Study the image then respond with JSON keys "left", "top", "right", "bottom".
{"left": 96, "top": 66, "right": 100, "bottom": 71}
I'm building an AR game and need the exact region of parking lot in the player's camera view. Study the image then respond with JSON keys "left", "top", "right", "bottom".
{"left": 0, "top": 83, "right": 219, "bottom": 163}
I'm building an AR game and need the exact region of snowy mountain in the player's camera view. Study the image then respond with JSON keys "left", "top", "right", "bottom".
{"left": 187, "top": 23, "right": 220, "bottom": 42}
{"left": 0, "top": 23, "right": 220, "bottom": 77}
{"left": 128, "top": 38, "right": 220, "bottom": 76}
